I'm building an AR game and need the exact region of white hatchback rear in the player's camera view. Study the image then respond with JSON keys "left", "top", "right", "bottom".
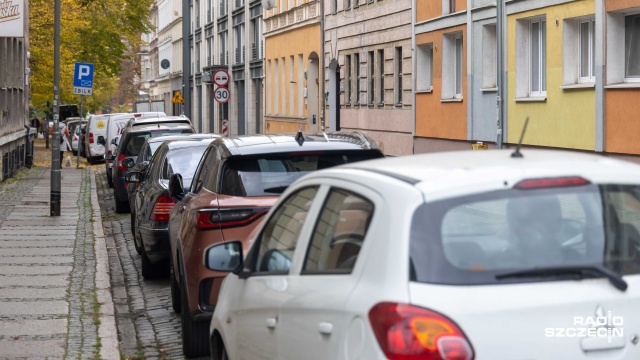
{"left": 206, "top": 149, "right": 640, "bottom": 360}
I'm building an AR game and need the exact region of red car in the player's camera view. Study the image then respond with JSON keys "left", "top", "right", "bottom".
{"left": 167, "top": 132, "right": 385, "bottom": 357}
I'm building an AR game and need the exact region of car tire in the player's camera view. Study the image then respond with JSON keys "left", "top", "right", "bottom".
{"left": 181, "top": 274, "right": 210, "bottom": 358}
{"left": 114, "top": 193, "right": 130, "bottom": 214}
{"left": 132, "top": 213, "right": 142, "bottom": 255}
{"left": 141, "top": 244, "right": 167, "bottom": 279}
{"left": 170, "top": 259, "right": 181, "bottom": 314}
{"left": 88, "top": 156, "right": 96, "bottom": 165}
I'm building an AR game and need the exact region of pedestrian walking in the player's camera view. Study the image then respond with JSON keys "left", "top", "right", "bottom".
{"left": 49, "top": 122, "right": 71, "bottom": 166}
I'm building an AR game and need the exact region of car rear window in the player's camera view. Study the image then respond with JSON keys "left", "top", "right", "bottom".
{"left": 220, "top": 151, "right": 383, "bottom": 197}
{"left": 161, "top": 145, "right": 209, "bottom": 187}
{"left": 121, "top": 130, "right": 193, "bottom": 156}
{"left": 410, "top": 184, "right": 640, "bottom": 285}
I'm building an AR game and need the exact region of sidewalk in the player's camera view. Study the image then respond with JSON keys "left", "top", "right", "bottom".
{"left": 0, "top": 165, "right": 118, "bottom": 359}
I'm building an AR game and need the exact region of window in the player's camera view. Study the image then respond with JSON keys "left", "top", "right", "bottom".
{"left": 579, "top": 19, "right": 596, "bottom": 82}
{"left": 331, "top": 0, "right": 337, "bottom": 14}
{"left": 345, "top": 0, "right": 351, "bottom": 11}
{"left": 218, "top": 31, "right": 228, "bottom": 65}
{"left": 303, "top": 189, "right": 374, "bottom": 274}
{"left": 443, "top": 0, "right": 455, "bottom": 15}
{"left": 345, "top": 54, "right": 351, "bottom": 104}
{"left": 234, "top": 24, "right": 245, "bottom": 64}
{"left": 254, "top": 187, "right": 319, "bottom": 273}
{"left": 417, "top": 43, "right": 433, "bottom": 91}
{"left": 354, "top": 53, "right": 360, "bottom": 104}
{"left": 395, "top": 46, "right": 403, "bottom": 105}
{"left": 482, "top": 25, "right": 497, "bottom": 89}
{"left": 626, "top": 14, "right": 640, "bottom": 79}
{"left": 378, "top": 49, "right": 384, "bottom": 104}
{"left": 530, "top": 19, "right": 546, "bottom": 95}
{"left": 368, "top": 51, "right": 375, "bottom": 104}
{"left": 442, "top": 32, "right": 463, "bottom": 100}
{"left": 516, "top": 17, "right": 546, "bottom": 98}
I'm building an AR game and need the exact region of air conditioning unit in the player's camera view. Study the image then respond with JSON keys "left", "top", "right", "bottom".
{"left": 262, "top": 0, "right": 275, "bottom": 10}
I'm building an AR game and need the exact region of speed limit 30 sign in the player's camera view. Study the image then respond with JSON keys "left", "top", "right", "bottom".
{"left": 214, "top": 87, "right": 230, "bottom": 103}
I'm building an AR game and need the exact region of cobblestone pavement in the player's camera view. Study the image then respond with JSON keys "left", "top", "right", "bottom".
{"left": 0, "top": 166, "right": 118, "bottom": 359}
{"left": 95, "top": 168, "right": 207, "bottom": 360}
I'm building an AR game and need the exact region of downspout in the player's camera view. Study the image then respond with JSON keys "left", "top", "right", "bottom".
{"left": 595, "top": 0, "right": 605, "bottom": 152}
{"left": 466, "top": 3, "right": 473, "bottom": 142}
{"left": 411, "top": 0, "right": 416, "bottom": 148}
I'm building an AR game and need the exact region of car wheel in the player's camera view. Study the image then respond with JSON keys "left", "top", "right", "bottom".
{"left": 141, "top": 244, "right": 167, "bottom": 279}
{"left": 181, "top": 274, "right": 210, "bottom": 357}
{"left": 88, "top": 156, "right": 96, "bottom": 165}
{"left": 132, "top": 213, "right": 142, "bottom": 255}
{"left": 170, "top": 259, "right": 181, "bottom": 314}
{"left": 114, "top": 193, "right": 130, "bottom": 214}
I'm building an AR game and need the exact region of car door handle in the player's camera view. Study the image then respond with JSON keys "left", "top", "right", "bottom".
{"left": 266, "top": 317, "right": 277, "bottom": 329}
{"left": 318, "top": 322, "right": 333, "bottom": 335}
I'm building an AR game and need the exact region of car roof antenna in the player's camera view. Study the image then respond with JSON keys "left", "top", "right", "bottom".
{"left": 295, "top": 126, "right": 305, "bottom": 146}
{"left": 511, "top": 116, "right": 529, "bottom": 158}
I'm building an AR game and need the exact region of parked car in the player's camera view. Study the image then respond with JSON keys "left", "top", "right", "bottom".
{"left": 102, "top": 112, "right": 166, "bottom": 188}
{"left": 64, "top": 117, "right": 85, "bottom": 144}
{"left": 205, "top": 148, "right": 640, "bottom": 360}
{"left": 125, "top": 136, "right": 220, "bottom": 279}
{"left": 126, "top": 134, "right": 222, "bottom": 239}
{"left": 168, "top": 132, "right": 385, "bottom": 357}
{"left": 108, "top": 118, "right": 195, "bottom": 213}
{"left": 71, "top": 123, "right": 87, "bottom": 156}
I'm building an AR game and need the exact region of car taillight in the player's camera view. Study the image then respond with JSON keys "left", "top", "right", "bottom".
{"left": 196, "top": 207, "right": 269, "bottom": 230}
{"left": 117, "top": 153, "right": 127, "bottom": 171}
{"left": 150, "top": 195, "right": 176, "bottom": 221}
{"left": 514, "top": 176, "right": 590, "bottom": 189}
{"left": 368, "top": 302, "right": 474, "bottom": 360}
{"left": 89, "top": 132, "right": 94, "bottom": 144}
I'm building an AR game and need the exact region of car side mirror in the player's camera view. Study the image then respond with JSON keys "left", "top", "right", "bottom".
{"left": 124, "top": 171, "right": 141, "bottom": 183}
{"left": 111, "top": 138, "right": 117, "bottom": 146}
{"left": 122, "top": 158, "right": 135, "bottom": 169}
{"left": 204, "top": 241, "right": 243, "bottom": 273}
{"left": 168, "top": 173, "right": 184, "bottom": 201}
{"left": 141, "top": 161, "right": 150, "bottom": 170}
{"left": 103, "top": 153, "right": 115, "bottom": 161}
{"left": 97, "top": 136, "right": 105, "bottom": 145}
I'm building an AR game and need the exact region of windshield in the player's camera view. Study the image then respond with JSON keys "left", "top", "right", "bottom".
{"left": 220, "top": 151, "right": 383, "bottom": 197}
{"left": 161, "top": 145, "right": 208, "bottom": 187}
{"left": 122, "top": 129, "right": 193, "bottom": 156}
{"left": 410, "top": 184, "right": 640, "bottom": 285}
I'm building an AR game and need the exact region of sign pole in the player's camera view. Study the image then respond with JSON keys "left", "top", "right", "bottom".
{"left": 50, "top": 0, "right": 61, "bottom": 216}
{"left": 77, "top": 95, "right": 83, "bottom": 169}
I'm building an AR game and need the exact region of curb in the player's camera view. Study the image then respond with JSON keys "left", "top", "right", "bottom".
{"left": 90, "top": 168, "right": 120, "bottom": 360}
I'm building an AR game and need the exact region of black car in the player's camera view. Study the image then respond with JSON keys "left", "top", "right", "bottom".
{"left": 125, "top": 134, "right": 221, "bottom": 252}
{"left": 109, "top": 121, "right": 195, "bottom": 213}
{"left": 125, "top": 137, "right": 218, "bottom": 279}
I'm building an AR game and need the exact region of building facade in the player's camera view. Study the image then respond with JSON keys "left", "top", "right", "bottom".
{"left": 263, "top": 0, "right": 321, "bottom": 135}
{"left": 325, "top": 0, "right": 413, "bottom": 156}
{"left": 0, "top": 0, "right": 32, "bottom": 180}
{"left": 413, "top": 0, "right": 640, "bottom": 162}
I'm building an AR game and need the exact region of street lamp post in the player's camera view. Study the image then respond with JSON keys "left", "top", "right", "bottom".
{"left": 50, "top": 0, "right": 61, "bottom": 216}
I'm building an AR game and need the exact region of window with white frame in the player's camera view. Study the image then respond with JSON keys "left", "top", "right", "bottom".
{"left": 606, "top": 11, "right": 640, "bottom": 84}
{"left": 416, "top": 43, "right": 433, "bottom": 92}
{"left": 530, "top": 19, "right": 546, "bottom": 95}
{"left": 516, "top": 17, "right": 546, "bottom": 98}
{"left": 563, "top": 17, "right": 595, "bottom": 86}
{"left": 482, "top": 24, "right": 497, "bottom": 89}
{"left": 442, "top": 32, "right": 463, "bottom": 100}
{"left": 443, "top": 0, "right": 456, "bottom": 15}
{"left": 626, "top": 14, "right": 640, "bottom": 80}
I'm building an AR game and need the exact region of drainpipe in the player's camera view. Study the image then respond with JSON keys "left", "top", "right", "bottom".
{"left": 320, "top": 0, "right": 326, "bottom": 132}
{"left": 595, "top": 0, "right": 605, "bottom": 152}
{"left": 411, "top": 0, "right": 416, "bottom": 143}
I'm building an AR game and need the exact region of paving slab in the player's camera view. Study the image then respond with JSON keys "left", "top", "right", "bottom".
{"left": 0, "top": 319, "right": 68, "bottom": 336}
{"left": 0, "top": 248, "right": 74, "bottom": 257}
{"left": 0, "top": 339, "right": 65, "bottom": 357}
{"left": 0, "top": 257, "right": 73, "bottom": 265}
{"left": 0, "top": 266, "right": 72, "bottom": 275}
{"left": 0, "top": 301, "right": 68, "bottom": 315}
{"left": 0, "top": 275, "right": 68, "bottom": 287}
{"left": 0, "top": 287, "right": 67, "bottom": 299}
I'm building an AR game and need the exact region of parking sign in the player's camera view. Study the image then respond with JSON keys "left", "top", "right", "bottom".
{"left": 73, "top": 62, "right": 94, "bottom": 95}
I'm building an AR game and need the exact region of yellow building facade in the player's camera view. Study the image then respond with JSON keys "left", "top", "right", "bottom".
{"left": 263, "top": 1, "right": 322, "bottom": 134}
{"left": 507, "top": 0, "right": 596, "bottom": 150}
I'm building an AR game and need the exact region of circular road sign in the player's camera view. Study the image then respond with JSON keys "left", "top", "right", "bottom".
{"left": 213, "top": 70, "right": 230, "bottom": 87}
{"left": 214, "top": 87, "right": 230, "bottom": 103}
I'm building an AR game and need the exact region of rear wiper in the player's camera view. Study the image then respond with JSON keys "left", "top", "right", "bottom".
{"left": 262, "top": 186, "right": 289, "bottom": 194}
{"left": 495, "top": 265, "right": 627, "bottom": 292}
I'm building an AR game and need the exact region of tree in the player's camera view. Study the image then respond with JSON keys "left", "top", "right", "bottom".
{"left": 29, "top": 0, "right": 155, "bottom": 114}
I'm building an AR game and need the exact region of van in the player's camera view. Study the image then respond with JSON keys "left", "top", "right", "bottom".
{"left": 85, "top": 114, "right": 115, "bottom": 164}
{"left": 103, "top": 112, "right": 166, "bottom": 187}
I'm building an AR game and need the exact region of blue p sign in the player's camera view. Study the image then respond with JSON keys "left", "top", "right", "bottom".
{"left": 73, "top": 62, "right": 94, "bottom": 95}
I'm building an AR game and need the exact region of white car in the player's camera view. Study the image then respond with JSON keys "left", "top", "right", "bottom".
{"left": 205, "top": 148, "right": 640, "bottom": 360}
